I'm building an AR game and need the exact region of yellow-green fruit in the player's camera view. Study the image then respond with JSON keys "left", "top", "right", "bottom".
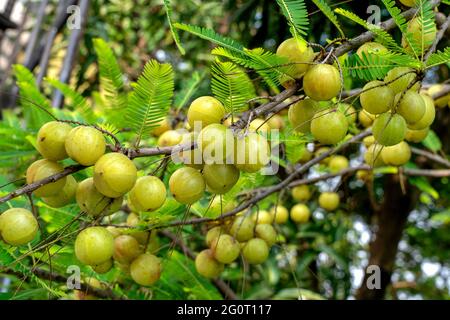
{"left": 399, "top": 0, "right": 417, "bottom": 7}
{"left": 303, "top": 64, "right": 342, "bottom": 101}
{"left": 113, "top": 235, "right": 142, "bottom": 264}
{"left": 338, "top": 103, "right": 357, "bottom": 124}
{"left": 358, "top": 110, "right": 376, "bottom": 128}
{"left": 405, "top": 127, "right": 429, "bottom": 143}
{"left": 0, "top": 208, "right": 38, "bottom": 246}
{"left": 288, "top": 98, "right": 321, "bottom": 133}
{"left": 360, "top": 81, "right": 395, "bottom": 114}
{"left": 396, "top": 91, "right": 426, "bottom": 125}
{"left": 203, "top": 164, "right": 240, "bottom": 194}
{"left": 255, "top": 224, "right": 277, "bottom": 247}
{"left": 42, "top": 175, "right": 77, "bottom": 208}
{"left": 92, "top": 259, "right": 113, "bottom": 274}
{"left": 292, "top": 185, "right": 311, "bottom": 202}
{"left": 94, "top": 153, "right": 137, "bottom": 198}
{"left": 187, "top": 96, "right": 226, "bottom": 130}
{"left": 311, "top": 109, "right": 348, "bottom": 145}
{"left": 75, "top": 227, "right": 114, "bottom": 266}
{"left": 276, "top": 37, "right": 315, "bottom": 78}
{"left": 364, "top": 144, "right": 385, "bottom": 167}
{"left": 328, "top": 155, "right": 349, "bottom": 173}
{"left": 126, "top": 213, "right": 150, "bottom": 245}
{"left": 235, "top": 133, "right": 271, "bottom": 173}
{"left": 408, "top": 94, "right": 435, "bottom": 130}
{"left": 76, "top": 178, "right": 123, "bottom": 217}
{"left": 169, "top": 167, "right": 205, "bottom": 205}
{"left": 157, "top": 130, "right": 182, "bottom": 147}
{"left": 130, "top": 253, "right": 162, "bottom": 286}
{"left": 151, "top": 117, "right": 171, "bottom": 137}
{"left": 249, "top": 119, "right": 271, "bottom": 133}
{"left": 242, "top": 238, "right": 269, "bottom": 264}
{"left": 384, "top": 67, "right": 420, "bottom": 94}
{"left": 106, "top": 226, "right": 122, "bottom": 238}
{"left": 253, "top": 210, "right": 273, "bottom": 225}
{"left": 195, "top": 249, "right": 224, "bottom": 278}
{"left": 65, "top": 126, "right": 106, "bottom": 166}
{"left": 356, "top": 42, "right": 388, "bottom": 59}
{"left": 229, "top": 215, "right": 255, "bottom": 242}
{"left": 318, "top": 192, "right": 340, "bottom": 211}
{"left": 363, "top": 135, "right": 376, "bottom": 148}
{"left": 208, "top": 197, "right": 235, "bottom": 218}
{"left": 128, "top": 176, "right": 166, "bottom": 212}
{"left": 198, "top": 124, "right": 234, "bottom": 164}
{"left": 427, "top": 84, "right": 449, "bottom": 108}
{"left": 372, "top": 113, "right": 407, "bottom": 146}
{"left": 269, "top": 205, "right": 289, "bottom": 224}
{"left": 211, "top": 234, "right": 240, "bottom": 264}
{"left": 26, "top": 159, "right": 66, "bottom": 197}
{"left": 179, "top": 132, "right": 203, "bottom": 169}
{"left": 206, "top": 226, "right": 224, "bottom": 247}
{"left": 290, "top": 204, "right": 311, "bottom": 223}
{"left": 36, "top": 121, "right": 72, "bottom": 160}
{"left": 381, "top": 141, "right": 411, "bottom": 166}
{"left": 402, "top": 17, "right": 436, "bottom": 52}
{"left": 267, "top": 114, "right": 285, "bottom": 130}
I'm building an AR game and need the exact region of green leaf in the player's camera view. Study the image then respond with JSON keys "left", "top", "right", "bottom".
{"left": 422, "top": 130, "right": 442, "bottom": 152}
{"left": 409, "top": 176, "right": 439, "bottom": 199}
{"left": 431, "top": 210, "right": 450, "bottom": 224}
{"left": 276, "top": 0, "right": 309, "bottom": 39}
{"left": 163, "top": 0, "right": 186, "bottom": 55}
{"left": 426, "top": 47, "right": 450, "bottom": 69}
{"left": 311, "top": 0, "right": 345, "bottom": 38}
{"left": 174, "top": 71, "right": 206, "bottom": 110}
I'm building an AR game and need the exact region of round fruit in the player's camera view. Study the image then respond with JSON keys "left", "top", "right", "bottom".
{"left": 255, "top": 224, "right": 277, "bottom": 246}
{"left": 315, "top": 147, "right": 331, "bottom": 164}
{"left": 195, "top": 249, "right": 224, "bottom": 278}
{"left": 290, "top": 204, "right": 311, "bottom": 223}
{"left": 36, "top": 121, "right": 72, "bottom": 160}
{"left": 384, "top": 67, "right": 419, "bottom": 94}
{"left": 269, "top": 205, "right": 289, "bottom": 224}
{"left": 229, "top": 215, "right": 255, "bottom": 242}
{"left": 408, "top": 94, "right": 435, "bottom": 130}
{"left": 130, "top": 253, "right": 162, "bottom": 286}
{"left": 76, "top": 178, "right": 123, "bottom": 216}
{"left": 211, "top": 234, "right": 240, "bottom": 264}
{"left": 427, "top": 84, "right": 449, "bottom": 108}
{"left": 381, "top": 141, "right": 411, "bottom": 166}
{"left": 364, "top": 144, "right": 385, "bottom": 167}
{"left": 360, "top": 81, "right": 395, "bottom": 114}
{"left": 328, "top": 155, "right": 349, "bottom": 173}
{"left": 303, "top": 64, "right": 342, "bottom": 101}
{"left": 128, "top": 176, "right": 166, "bottom": 212}
{"left": 235, "top": 133, "right": 271, "bottom": 172}
{"left": 288, "top": 98, "right": 321, "bottom": 133}
{"left": 157, "top": 130, "right": 182, "bottom": 147}
{"left": 198, "top": 124, "right": 234, "bottom": 164}
{"left": 356, "top": 42, "right": 387, "bottom": 59}
{"left": 187, "top": 96, "right": 225, "bottom": 130}
{"left": 358, "top": 110, "right": 376, "bottom": 128}
{"left": 372, "top": 113, "right": 406, "bottom": 146}
{"left": 363, "top": 135, "right": 376, "bottom": 148}
{"left": 75, "top": 227, "right": 114, "bottom": 266}
{"left": 151, "top": 117, "right": 171, "bottom": 136}
{"left": 206, "top": 226, "right": 224, "bottom": 247}
{"left": 242, "top": 238, "right": 269, "bottom": 264}
{"left": 396, "top": 91, "right": 426, "bottom": 125}
{"left": 94, "top": 153, "right": 137, "bottom": 198}
{"left": 208, "top": 197, "right": 235, "bottom": 218}
{"left": 399, "top": 0, "right": 416, "bottom": 6}
{"left": 26, "top": 159, "right": 67, "bottom": 197}
{"left": 92, "top": 259, "right": 113, "bottom": 274}
{"left": 179, "top": 132, "right": 203, "bottom": 169}
{"left": 249, "top": 119, "right": 270, "bottom": 133}
{"left": 126, "top": 213, "right": 150, "bottom": 245}
{"left": 292, "top": 185, "right": 311, "bottom": 202}
{"left": 253, "top": 210, "right": 273, "bottom": 225}
{"left": 113, "top": 235, "right": 142, "bottom": 264}
{"left": 0, "top": 208, "right": 38, "bottom": 246}
{"left": 338, "top": 103, "right": 357, "bottom": 124}
{"left": 169, "top": 167, "right": 205, "bottom": 204}
{"left": 203, "top": 164, "right": 240, "bottom": 194}
{"left": 311, "top": 109, "right": 348, "bottom": 145}
{"left": 276, "top": 37, "right": 315, "bottom": 78}
{"left": 267, "top": 114, "right": 285, "bottom": 130}
{"left": 402, "top": 17, "right": 436, "bottom": 52}
{"left": 318, "top": 192, "right": 340, "bottom": 211}
{"left": 65, "top": 126, "right": 106, "bottom": 166}
{"left": 405, "top": 127, "right": 429, "bottom": 143}
{"left": 42, "top": 175, "right": 77, "bottom": 208}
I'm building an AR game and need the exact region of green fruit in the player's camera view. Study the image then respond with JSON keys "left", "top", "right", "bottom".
{"left": 402, "top": 17, "right": 436, "bottom": 52}
{"left": 75, "top": 227, "right": 114, "bottom": 266}
{"left": 318, "top": 192, "right": 340, "bottom": 211}
{"left": 249, "top": 119, "right": 271, "bottom": 133}
{"left": 92, "top": 259, "right": 113, "bottom": 274}
{"left": 151, "top": 117, "right": 170, "bottom": 137}
{"left": 65, "top": 126, "right": 106, "bottom": 166}
{"left": 269, "top": 205, "right": 289, "bottom": 224}
{"left": 405, "top": 127, "right": 429, "bottom": 143}
{"left": 36, "top": 121, "right": 72, "bottom": 160}
{"left": 364, "top": 144, "right": 385, "bottom": 167}
{"left": 42, "top": 175, "right": 77, "bottom": 208}
{"left": 381, "top": 141, "right": 411, "bottom": 166}
{"left": 130, "top": 253, "right": 161, "bottom": 286}
{"left": 206, "top": 226, "right": 224, "bottom": 247}
{"left": 211, "top": 234, "right": 240, "bottom": 264}
{"left": 267, "top": 114, "right": 285, "bottom": 130}
{"left": 128, "top": 176, "right": 166, "bottom": 212}
{"left": 372, "top": 113, "right": 406, "bottom": 146}
{"left": 229, "top": 215, "right": 255, "bottom": 242}
{"left": 0, "top": 208, "right": 38, "bottom": 246}
{"left": 203, "top": 164, "right": 240, "bottom": 194}
{"left": 384, "top": 67, "right": 419, "bottom": 94}
{"left": 290, "top": 204, "right": 311, "bottom": 223}
{"left": 303, "top": 64, "right": 342, "bottom": 101}
{"left": 253, "top": 210, "right": 273, "bottom": 225}
{"left": 356, "top": 42, "right": 388, "bottom": 59}
{"left": 242, "top": 238, "right": 269, "bottom": 264}
{"left": 311, "top": 109, "right": 348, "bottom": 145}
{"left": 76, "top": 178, "right": 123, "bottom": 216}
{"left": 94, "top": 153, "right": 137, "bottom": 198}
{"left": 235, "top": 133, "right": 271, "bottom": 173}
{"left": 288, "top": 98, "right": 321, "bottom": 133}
{"left": 179, "top": 132, "right": 203, "bottom": 169}
{"left": 292, "top": 185, "right": 311, "bottom": 202}
{"left": 113, "top": 235, "right": 142, "bottom": 264}
{"left": 360, "top": 81, "right": 395, "bottom": 114}
{"left": 328, "top": 155, "right": 349, "bottom": 173}
{"left": 169, "top": 167, "right": 205, "bottom": 204}
{"left": 26, "top": 159, "right": 67, "bottom": 197}
{"left": 157, "top": 130, "right": 182, "bottom": 147}
{"left": 187, "top": 96, "right": 226, "bottom": 130}
{"left": 358, "top": 110, "right": 376, "bottom": 128}
{"left": 276, "top": 37, "right": 315, "bottom": 78}
{"left": 255, "top": 224, "right": 277, "bottom": 246}
{"left": 198, "top": 124, "right": 234, "bottom": 164}
{"left": 399, "top": 0, "right": 417, "bottom": 7}
{"left": 338, "top": 103, "right": 357, "bottom": 124}
{"left": 363, "top": 135, "right": 376, "bottom": 148}
{"left": 396, "top": 91, "right": 426, "bottom": 124}
{"left": 126, "top": 213, "right": 150, "bottom": 245}
{"left": 408, "top": 94, "right": 435, "bottom": 130}
{"left": 195, "top": 249, "right": 224, "bottom": 278}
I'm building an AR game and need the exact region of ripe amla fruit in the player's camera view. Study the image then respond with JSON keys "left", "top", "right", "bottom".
{"left": 242, "top": 238, "right": 269, "bottom": 264}
{"left": 372, "top": 113, "right": 406, "bottom": 146}
{"left": 42, "top": 175, "right": 77, "bottom": 208}
{"left": 399, "top": 0, "right": 417, "bottom": 7}
{"left": 408, "top": 94, "right": 435, "bottom": 130}
{"left": 276, "top": 37, "right": 315, "bottom": 78}
{"left": 92, "top": 259, "right": 113, "bottom": 274}
{"left": 128, "top": 176, "right": 166, "bottom": 212}
{"left": 179, "top": 132, "right": 203, "bottom": 169}
{"left": 288, "top": 98, "right": 321, "bottom": 133}
{"left": 364, "top": 144, "right": 385, "bottom": 167}
{"left": 203, "top": 164, "right": 240, "bottom": 194}
{"left": 311, "top": 109, "right": 348, "bottom": 145}
{"left": 290, "top": 204, "right": 311, "bottom": 223}
{"left": 94, "top": 153, "right": 137, "bottom": 198}
{"left": 266, "top": 114, "right": 285, "bottom": 130}
{"left": 75, "top": 227, "right": 114, "bottom": 266}
{"left": 36, "top": 121, "right": 72, "bottom": 160}
{"left": 26, "top": 159, "right": 66, "bottom": 197}
{"left": 195, "top": 249, "right": 224, "bottom": 278}
{"left": 65, "top": 126, "right": 106, "bottom": 166}
{"left": 229, "top": 215, "right": 255, "bottom": 242}
{"left": 210, "top": 234, "right": 240, "bottom": 264}
{"left": 76, "top": 178, "right": 123, "bottom": 216}
{"left": 253, "top": 210, "right": 273, "bottom": 225}
{"left": 151, "top": 117, "right": 170, "bottom": 137}
{"left": 187, "top": 96, "right": 225, "bottom": 130}
{"left": 303, "top": 64, "right": 342, "bottom": 101}
{"left": 292, "top": 185, "right": 311, "bottom": 202}
{"left": 206, "top": 226, "right": 224, "bottom": 247}
{"left": 384, "top": 67, "right": 420, "bottom": 94}
{"left": 235, "top": 133, "right": 271, "bottom": 172}
{"left": 255, "top": 224, "right": 277, "bottom": 247}
{"left": 356, "top": 42, "right": 387, "bottom": 59}
{"left": 328, "top": 155, "right": 349, "bottom": 173}
{"left": 402, "top": 17, "right": 436, "bottom": 52}
{"left": 395, "top": 91, "right": 426, "bottom": 125}
{"left": 0, "top": 208, "right": 38, "bottom": 246}
{"left": 358, "top": 110, "right": 376, "bottom": 128}
{"left": 169, "top": 167, "right": 205, "bottom": 204}
{"left": 318, "top": 192, "right": 340, "bottom": 211}
{"left": 249, "top": 118, "right": 271, "bottom": 133}
{"left": 130, "top": 253, "right": 162, "bottom": 286}
{"left": 405, "top": 127, "right": 429, "bottom": 143}
{"left": 198, "top": 124, "right": 234, "bottom": 164}
{"left": 381, "top": 141, "right": 411, "bottom": 166}
{"left": 360, "top": 81, "right": 395, "bottom": 114}
{"left": 113, "top": 235, "right": 142, "bottom": 264}
{"left": 269, "top": 205, "right": 289, "bottom": 224}
{"left": 157, "top": 130, "right": 182, "bottom": 148}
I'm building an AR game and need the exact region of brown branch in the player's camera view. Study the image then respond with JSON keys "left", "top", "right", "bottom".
{"left": 424, "top": 13, "right": 450, "bottom": 62}
{"left": 411, "top": 147, "right": 450, "bottom": 168}
{"left": 402, "top": 168, "right": 450, "bottom": 177}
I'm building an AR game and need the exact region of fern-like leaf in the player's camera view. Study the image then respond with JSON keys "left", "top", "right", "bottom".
{"left": 311, "top": 0, "right": 345, "bottom": 38}
{"left": 276, "top": 0, "right": 309, "bottom": 39}
{"left": 163, "top": 0, "right": 185, "bottom": 55}
{"left": 426, "top": 47, "right": 450, "bottom": 69}
{"left": 174, "top": 71, "right": 206, "bottom": 110}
